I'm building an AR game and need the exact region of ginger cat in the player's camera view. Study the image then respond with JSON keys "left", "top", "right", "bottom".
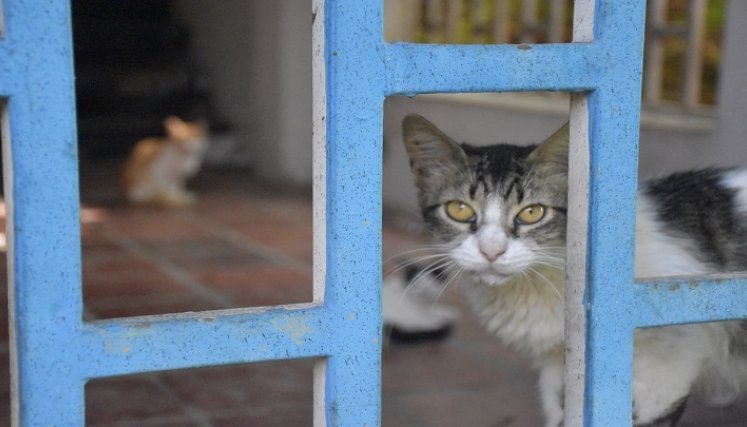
{"left": 121, "top": 116, "right": 208, "bottom": 207}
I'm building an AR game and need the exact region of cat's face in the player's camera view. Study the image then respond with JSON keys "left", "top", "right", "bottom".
{"left": 403, "top": 115, "right": 568, "bottom": 286}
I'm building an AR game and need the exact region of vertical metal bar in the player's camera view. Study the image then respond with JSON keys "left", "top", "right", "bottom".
{"left": 472, "top": 0, "right": 490, "bottom": 43}
{"left": 423, "top": 0, "right": 441, "bottom": 41}
{"left": 583, "top": 1, "right": 647, "bottom": 425}
{"left": 565, "top": 92, "right": 591, "bottom": 427}
{"left": 384, "top": 0, "right": 421, "bottom": 41}
{"left": 644, "top": 0, "right": 668, "bottom": 104}
{"left": 684, "top": 0, "right": 707, "bottom": 108}
{"left": 520, "top": 0, "right": 539, "bottom": 43}
{"left": 566, "top": 1, "right": 647, "bottom": 426}
{"left": 446, "top": 0, "right": 463, "bottom": 42}
{"left": 312, "top": 0, "right": 330, "bottom": 422}
{"left": 583, "top": 85, "right": 639, "bottom": 427}
{"left": 319, "top": 1, "right": 384, "bottom": 425}
{"left": 548, "top": 0, "right": 567, "bottom": 43}
{"left": 493, "top": 0, "right": 510, "bottom": 43}
{"left": 565, "top": 3, "right": 594, "bottom": 425}
{"left": 0, "top": 0, "right": 86, "bottom": 424}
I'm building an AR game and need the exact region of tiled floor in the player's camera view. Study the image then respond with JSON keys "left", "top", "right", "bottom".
{"left": 0, "top": 164, "right": 746, "bottom": 426}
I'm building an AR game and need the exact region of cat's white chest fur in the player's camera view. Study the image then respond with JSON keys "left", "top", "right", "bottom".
{"left": 461, "top": 266, "right": 565, "bottom": 356}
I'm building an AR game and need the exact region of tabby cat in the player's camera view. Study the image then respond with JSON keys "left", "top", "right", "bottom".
{"left": 121, "top": 116, "right": 208, "bottom": 207}
{"left": 401, "top": 114, "right": 747, "bottom": 427}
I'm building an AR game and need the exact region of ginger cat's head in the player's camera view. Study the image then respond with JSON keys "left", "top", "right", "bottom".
{"left": 164, "top": 116, "right": 207, "bottom": 142}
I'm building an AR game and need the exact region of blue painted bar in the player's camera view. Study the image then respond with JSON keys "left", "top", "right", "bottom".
{"left": 80, "top": 305, "right": 328, "bottom": 378}
{"left": 577, "top": 2, "right": 648, "bottom": 424}
{"left": 320, "top": 0, "right": 385, "bottom": 424}
{"left": 1, "top": 0, "right": 85, "bottom": 424}
{"left": 582, "top": 86, "right": 642, "bottom": 425}
{"left": 634, "top": 277, "right": 747, "bottom": 328}
{"left": 385, "top": 42, "right": 600, "bottom": 95}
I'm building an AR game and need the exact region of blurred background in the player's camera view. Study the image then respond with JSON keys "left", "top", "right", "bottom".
{"left": 72, "top": 0, "right": 747, "bottom": 213}
{"left": 1, "top": 0, "right": 746, "bottom": 425}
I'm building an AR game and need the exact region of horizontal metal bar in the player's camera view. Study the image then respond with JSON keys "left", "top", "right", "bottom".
{"left": 634, "top": 276, "right": 747, "bottom": 328}
{"left": 384, "top": 42, "right": 600, "bottom": 95}
{"left": 79, "top": 304, "right": 348, "bottom": 379}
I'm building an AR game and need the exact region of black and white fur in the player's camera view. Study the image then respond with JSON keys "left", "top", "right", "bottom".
{"left": 382, "top": 265, "right": 459, "bottom": 343}
{"left": 401, "top": 114, "right": 747, "bottom": 427}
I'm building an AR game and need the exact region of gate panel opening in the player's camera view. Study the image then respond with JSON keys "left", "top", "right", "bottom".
{"left": 381, "top": 92, "right": 569, "bottom": 425}
{"left": 74, "top": 0, "right": 314, "bottom": 319}
{"left": 384, "top": 0, "right": 574, "bottom": 44}
{"left": 86, "top": 358, "right": 315, "bottom": 426}
{"left": 381, "top": 84, "right": 747, "bottom": 424}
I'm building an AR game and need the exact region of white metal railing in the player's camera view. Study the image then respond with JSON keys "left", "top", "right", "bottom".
{"left": 386, "top": 0, "right": 721, "bottom": 110}
{"left": 644, "top": 0, "right": 708, "bottom": 109}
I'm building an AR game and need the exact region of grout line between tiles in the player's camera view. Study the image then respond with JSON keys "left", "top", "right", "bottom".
{"left": 94, "top": 225, "right": 237, "bottom": 310}
{"left": 144, "top": 374, "right": 215, "bottom": 427}
{"left": 176, "top": 211, "right": 312, "bottom": 274}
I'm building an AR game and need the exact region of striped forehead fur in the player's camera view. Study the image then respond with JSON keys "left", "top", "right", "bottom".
{"left": 462, "top": 143, "right": 536, "bottom": 200}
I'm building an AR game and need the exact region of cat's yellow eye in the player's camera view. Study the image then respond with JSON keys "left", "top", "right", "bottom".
{"left": 445, "top": 200, "right": 476, "bottom": 223}
{"left": 516, "top": 204, "right": 546, "bottom": 225}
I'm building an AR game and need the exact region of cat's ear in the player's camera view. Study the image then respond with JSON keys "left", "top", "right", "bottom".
{"left": 527, "top": 122, "right": 569, "bottom": 171}
{"left": 164, "top": 116, "right": 191, "bottom": 140}
{"left": 402, "top": 114, "right": 467, "bottom": 173}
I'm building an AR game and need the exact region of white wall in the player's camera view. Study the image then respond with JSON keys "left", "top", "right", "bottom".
{"left": 174, "top": 0, "right": 312, "bottom": 184}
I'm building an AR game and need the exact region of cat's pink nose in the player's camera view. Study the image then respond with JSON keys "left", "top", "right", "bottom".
{"left": 481, "top": 249, "right": 505, "bottom": 262}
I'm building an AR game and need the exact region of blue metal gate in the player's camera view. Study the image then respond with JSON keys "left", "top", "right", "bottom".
{"left": 1, "top": 0, "right": 746, "bottom": 425}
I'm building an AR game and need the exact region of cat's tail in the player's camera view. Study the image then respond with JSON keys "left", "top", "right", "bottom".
{"left": 697, "top": 320, "right": 747, "bottom": 407}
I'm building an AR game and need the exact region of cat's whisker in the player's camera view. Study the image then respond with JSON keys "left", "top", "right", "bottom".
{"left": 532, "top": 256, "right": 566, "bottom": 269}
{"left": 531, "top": 262, "right": 565, "bottom": 272}
{"left": 401, "top": 259, "right": 456, "bottom": 302}
{"left": 525, "top": 266, "right": 563, "bottom": 301}
{"left": 407, "top": 258, "right": 453, "bottom": 287}
{"left": 384, "top": 253, "right": 451, "bottom": 278}
{"left": 435, "top": 266, "right": 463, "bottom": 303}
{"left": 383, "top": 244, "right": 452, "bottom": 264}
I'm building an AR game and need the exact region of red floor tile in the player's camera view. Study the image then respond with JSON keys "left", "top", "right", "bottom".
{"left": 86, "top": 374, "right": 190, "bottom": 425}
{"left": 159, "top": 360, "right": 314, "bottom": 413}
